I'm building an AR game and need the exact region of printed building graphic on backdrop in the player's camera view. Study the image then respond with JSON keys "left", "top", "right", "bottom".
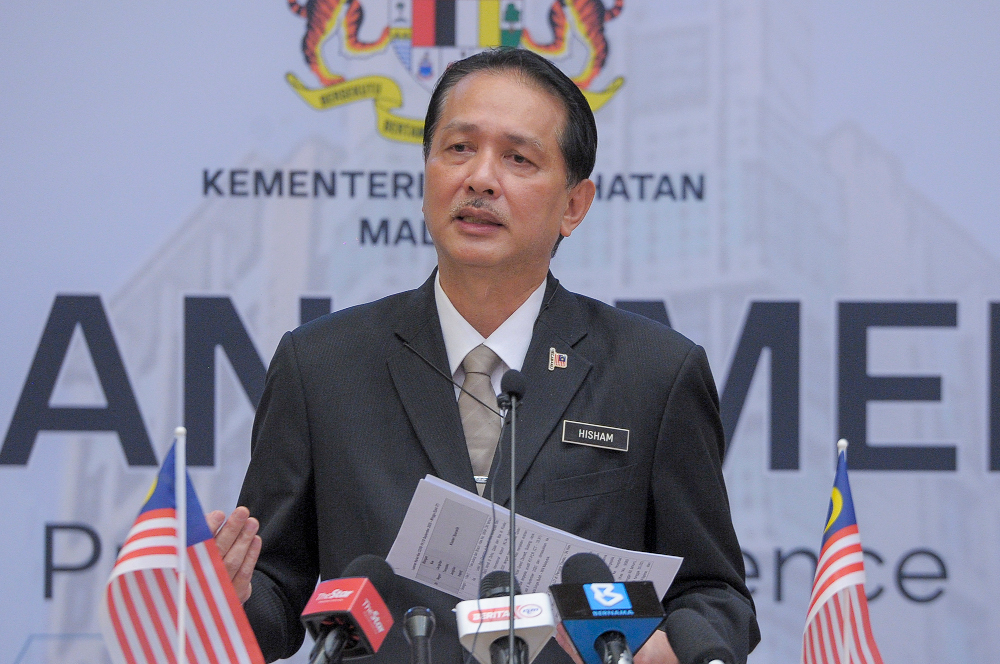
{"left": 284, "top": 0, "right": 625, "bottom": 141}
{"left": 32, "top": 3, "right": 1000, "bottom": 663}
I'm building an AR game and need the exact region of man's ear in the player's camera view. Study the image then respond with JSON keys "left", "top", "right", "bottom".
{"left": 560, "top": 178, "right": 596, "bottom": 238}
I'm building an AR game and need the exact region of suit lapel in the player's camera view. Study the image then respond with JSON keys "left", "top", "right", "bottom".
{"left": 387, "top": 275, "right": 478, "bottom": 494}
{"left": 487, "top": 277, "right": 591, "bottom": 506}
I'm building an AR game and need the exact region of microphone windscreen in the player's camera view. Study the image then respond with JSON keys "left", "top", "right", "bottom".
{"left": 340, "top": 554, "right": 395, "bottom": 603}
{"left": 500, "top": 369, "right": 527, "bottom": 400}
{"left": 560, "top": 553, "right": 614, "bottom": 584}
{"left": 479, "top": 570, "right": 522, "bottom": 599}
{"left": 664, "top": 608, "right": 734, "bottom": 664}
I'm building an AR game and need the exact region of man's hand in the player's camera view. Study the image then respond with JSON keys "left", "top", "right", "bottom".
{"left": 634, "top": 630, "right": 679, "bottom": 664}
{"left": 554, "top": 622, "right": 585, "bottom": 664}
{"left": 555, "top": 623, "right": 680, "bottom": 664}
{"left": 207, "top": 506, "right": 261, "bottom": 604}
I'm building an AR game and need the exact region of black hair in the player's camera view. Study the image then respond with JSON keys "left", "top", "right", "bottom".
{"left": 422, "top": 48, "right": 597, "bottom": 187}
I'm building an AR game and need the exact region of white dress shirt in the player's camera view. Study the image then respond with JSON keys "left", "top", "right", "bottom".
{"left": 434, "top": 271, "right": 546, "bottom": 399}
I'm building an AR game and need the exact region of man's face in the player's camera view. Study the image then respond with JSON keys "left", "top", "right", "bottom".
{"left": 422, "top": 71, "right": 592, "bottom": 279}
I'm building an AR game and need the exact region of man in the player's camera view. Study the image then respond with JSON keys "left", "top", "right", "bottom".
{"left": 210, "top": 48, "right": 759, "bottom": 663}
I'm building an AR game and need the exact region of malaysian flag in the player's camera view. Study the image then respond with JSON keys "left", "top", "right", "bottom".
{"left": 802, "top": 440, "right": 883, "bottom": 664}
{"left": 100, "top": 435, "right": 264, "bottom": 664}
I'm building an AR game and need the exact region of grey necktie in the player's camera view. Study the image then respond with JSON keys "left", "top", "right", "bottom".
{"left": 459, "top": 344, "right": 502, "bottom": 493}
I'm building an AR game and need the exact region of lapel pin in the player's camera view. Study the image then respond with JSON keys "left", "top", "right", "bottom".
{"left": 548, "top": 347, "right": 568, "bottom": 370}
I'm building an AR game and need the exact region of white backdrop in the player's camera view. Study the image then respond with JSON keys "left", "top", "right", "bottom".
{"left": 2, "top": 1, "right": 999, "bottom": 662}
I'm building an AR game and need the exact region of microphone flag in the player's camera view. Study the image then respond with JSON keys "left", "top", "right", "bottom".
{"left": 455, "top": 593, "right": 556, "bottom": 664}
{"left": 300, "top": 572, "right": 394, "bottom": 657}
{"left": 100, "top": 438, "right": 264, "bottom": 664}
{"left": 802, "top": 440, "right": 883, "bottom": 664}
{"left": 548, "top": 581, "right": 663, "bottom": 664}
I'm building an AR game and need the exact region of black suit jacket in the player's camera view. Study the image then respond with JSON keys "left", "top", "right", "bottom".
{"left": 239, "top": 273, "right": 759, "bottom": 663}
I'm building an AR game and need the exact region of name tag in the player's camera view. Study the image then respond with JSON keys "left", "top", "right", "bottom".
{"left": 562, "top": 420, "right": 630, "bottom": 452}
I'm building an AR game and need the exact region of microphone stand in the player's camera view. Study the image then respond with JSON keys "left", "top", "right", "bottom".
{"left": 508, "top": 390, "right": 517, "bottom": 664}
{"left": 498, "top": 370, "right": 526, "bottom": 664}
{"left": 310, "top": 628, "right": 347, "bottom": 664}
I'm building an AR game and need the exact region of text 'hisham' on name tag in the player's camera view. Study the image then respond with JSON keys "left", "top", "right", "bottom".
{"left": 562, "top": 420, "right": 630, "bottom": 452}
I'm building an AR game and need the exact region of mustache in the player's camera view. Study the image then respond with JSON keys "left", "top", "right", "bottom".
{"left": 450, "top": 198, "right": 508, "bottom": 224}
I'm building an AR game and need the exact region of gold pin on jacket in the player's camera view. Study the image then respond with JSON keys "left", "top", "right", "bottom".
{"left": 548, "top": 347, "right": 568, "bottom": 370}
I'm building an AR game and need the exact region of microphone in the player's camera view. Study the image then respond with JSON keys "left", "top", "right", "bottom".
{"left": 404, "top": 606, "right": 435, "bottom": 664}
{"left": 549, "top": 553, "right": 665, "bottom": 664}
{"left": 497, "top": 370, "right": 527, "bottom": 410}
{"left": 455, "top": 570, "right": 556, "bottom": 664}
{"left": 300, "top": 554, "right": 396, "bottom": 664}
{"left": 481, "top": 569, "right": 520, "bottom": 600}
{"left": 663, "top": 609, "right": 734, "bottom": 664}
{"left": 481, "top": 571, "right": 526, "bottom": 664}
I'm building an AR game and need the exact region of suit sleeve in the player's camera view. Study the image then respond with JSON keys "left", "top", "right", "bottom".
{"left": 239, "top": 331, "right": 319, "bottom": 662}
{"left": 652, "top": 343, "right": 760, "bottom": 662}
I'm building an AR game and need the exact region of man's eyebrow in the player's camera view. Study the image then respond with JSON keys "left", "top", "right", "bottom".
{"left": 439, "top": 120, "right": 478, "bottom": 135}
{"left": 438, "top": 121, "right": 546, "bottom": 153}
{"left": 503, "top": 132, "right": 545, "bottom": 153}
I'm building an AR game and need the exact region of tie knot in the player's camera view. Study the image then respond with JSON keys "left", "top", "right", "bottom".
{"left": 462, "top": 344, "right": 501, "bottom": 376}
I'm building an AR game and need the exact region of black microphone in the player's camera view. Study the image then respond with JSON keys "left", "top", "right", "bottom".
{"left": 560, "top": 553, "right": 614, "bottom": 585}
{"left": 563, "top": 554, "right": 631, "bottom": 664}
{"left": 300, "top": 554, "right": 396, "bottom": 664}
{"left": 663, "top": 609, "right": 734, "bottom": 664}
{"left": 477, "top": 571, "right": 527, "bottom": 664}
{"left": 480, "top": 569, "right": 522, "bottom": 599}
{"left": 404, "top": 606, "right": 435, "bottom": 664}
{"left": 497, "top": 369, "right": 527, "bottom": 410}
{"left": 456, "top": 570, "right": 557, "bottom": 664}
{"left": 550, "top": 553, "right": 664, "bottom": 664}
{"left": 481, "top": 571, "right": 529, "bottom": 664}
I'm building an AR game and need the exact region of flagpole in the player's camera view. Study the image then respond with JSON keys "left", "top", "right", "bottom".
{"left": 175, "top": 426, "right": 188, "bottom": 664}
{"left": 838, "top": 437, "right": 848, "bottom": 457}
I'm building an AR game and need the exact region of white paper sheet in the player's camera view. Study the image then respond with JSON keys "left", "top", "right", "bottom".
{"left": 386, "top": 476, "right": 683, "bottom": 601}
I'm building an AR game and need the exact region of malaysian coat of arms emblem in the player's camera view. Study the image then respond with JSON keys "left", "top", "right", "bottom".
{"left": 285, "top": 0, "right": 626, "bottom": 142}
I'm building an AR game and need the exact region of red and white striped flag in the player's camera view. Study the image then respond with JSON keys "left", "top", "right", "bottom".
{"left": 100, "top": 437, "right": 264, "bottom": 664}
{"left": 802, "top": 440, "right": 883, "bottom": 664}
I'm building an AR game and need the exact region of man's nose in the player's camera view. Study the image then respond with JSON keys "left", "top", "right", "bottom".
{"left": 464, "top": 152, "right": 499, "bottom": 197}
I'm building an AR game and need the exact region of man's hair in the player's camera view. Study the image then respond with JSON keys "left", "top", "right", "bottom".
{"left": 422, "top": 48, "right": 598, "bottom": 187}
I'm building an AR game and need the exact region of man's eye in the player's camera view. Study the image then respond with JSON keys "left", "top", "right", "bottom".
{"left": 452, "top": 144, "right": 468, "bottom": 152}
{"left": 511, "top": 154, "right": 527, "bottom": 164}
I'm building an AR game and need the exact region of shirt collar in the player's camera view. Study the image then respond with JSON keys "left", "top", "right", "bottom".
{"left": 434, "top": 271, "right": 547, "bottom": 377}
